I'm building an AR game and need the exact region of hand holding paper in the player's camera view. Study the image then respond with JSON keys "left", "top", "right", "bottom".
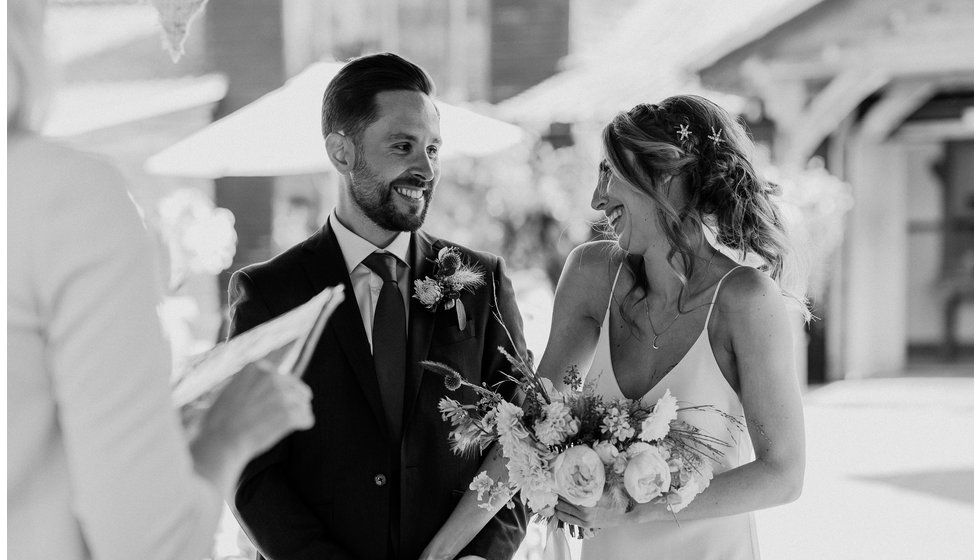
{"left": 188, "top": 362, "right": 314, "bottom": 495}
{"left": 172, "top": 285, "right": 344, "bottom": 438}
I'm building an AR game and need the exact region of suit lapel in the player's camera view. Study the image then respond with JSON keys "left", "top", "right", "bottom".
{"left": 405, "top": 231, "right": 439, "bottom": 421}
{"left": 301, "top": 224, "right": 388, "bottom": 434}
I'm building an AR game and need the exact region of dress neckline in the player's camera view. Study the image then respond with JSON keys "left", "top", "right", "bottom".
{"left": 598, "top": 263, "right": 745, "bottom": 402}
{"left": 601, "top": 308, "right": 709, "bottom": 402}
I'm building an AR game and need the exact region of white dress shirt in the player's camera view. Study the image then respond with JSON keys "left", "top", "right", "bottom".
{"left": 329, "top": 211, "right": 412, "bottom": 352}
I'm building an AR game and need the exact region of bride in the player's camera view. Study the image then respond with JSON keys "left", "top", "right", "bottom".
{"left": 421, "top": 95, "right": 806, "bottom": 560}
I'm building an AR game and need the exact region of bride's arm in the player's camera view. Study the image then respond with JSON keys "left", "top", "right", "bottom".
{"left": 418, "top": 445, "right": 511, "bottom": 560}
{"left": 641, "top": 269, "right": 805, "bottom": 520}
{"left": 419, "top": 244, "right": 609, "bottom": 560}
{"left": 556, "top": 268, "right": 806, "bottom": 527}
{"left": 535, "top": 243, "right": 611, "bottom": 390}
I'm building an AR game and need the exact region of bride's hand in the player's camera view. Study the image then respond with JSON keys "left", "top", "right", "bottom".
{"left": 554, "top": 493, "right": 631, "bottom": 531}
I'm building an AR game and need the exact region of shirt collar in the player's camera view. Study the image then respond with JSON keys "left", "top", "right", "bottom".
{"left": 329, "top": 210, "right": 412, "bottom": 274}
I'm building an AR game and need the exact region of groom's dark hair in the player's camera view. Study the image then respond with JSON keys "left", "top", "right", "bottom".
{"left": 321, "top": 52, "right": 436, "bottom": 141}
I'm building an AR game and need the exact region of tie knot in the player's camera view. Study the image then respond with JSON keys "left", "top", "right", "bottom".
{"left": 362, "top": 252, "right": 400, "bottom": 282}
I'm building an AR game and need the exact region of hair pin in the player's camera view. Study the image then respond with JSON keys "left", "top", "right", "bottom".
{"left": 676, "top": 124, "right": 692, "bottom": 142}
{"left": 708, "top": 126, "right": 724, "bottom": 146}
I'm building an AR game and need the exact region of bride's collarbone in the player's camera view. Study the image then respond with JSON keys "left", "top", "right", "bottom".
{"left": 608, "top": 309, "right": 707, "bottom": 393}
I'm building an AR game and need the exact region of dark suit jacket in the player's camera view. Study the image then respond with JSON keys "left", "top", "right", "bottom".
{"left": 228, "top": 224, "right": 528, "bottom": 560}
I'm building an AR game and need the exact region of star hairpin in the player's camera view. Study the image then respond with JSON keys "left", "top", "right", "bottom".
{"left": 675, "top": 124, "right": 692, "bottom": 142}
{"left": 708, "top": 126, "right": 724, "bottom": 146}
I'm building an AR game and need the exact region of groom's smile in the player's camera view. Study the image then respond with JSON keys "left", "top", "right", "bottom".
{"left": 346, "top": 89, "right": 442, "bottom": 234}
{"left": 393, "top": 182, "right": 427, "bottom": 201}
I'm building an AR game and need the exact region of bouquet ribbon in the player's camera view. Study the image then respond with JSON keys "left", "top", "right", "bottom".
{"left": 542, "top": 517, "right": 573, "bottom": 560}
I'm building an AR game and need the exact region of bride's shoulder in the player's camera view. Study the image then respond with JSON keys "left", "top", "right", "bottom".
{"left": 714, "top": 265, "right": 784, "bottom": 317}
{"left": 559, "top": 241, "right": 623, "bottom": 290}
{"left": 567, "top": 239, "right": 622, "bottom": 269}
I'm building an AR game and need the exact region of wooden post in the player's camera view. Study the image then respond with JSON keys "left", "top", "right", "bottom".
{"left": 204, "top": 0, "right": 285, "bottom": 307}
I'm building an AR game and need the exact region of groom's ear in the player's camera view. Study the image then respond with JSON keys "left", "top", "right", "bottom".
{"left": 325, "top": 132, "right": 354, "bottom": 173}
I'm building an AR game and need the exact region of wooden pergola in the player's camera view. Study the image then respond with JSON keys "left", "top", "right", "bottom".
{"left": 696, "top": 0, "right": 973, "bottom": 380}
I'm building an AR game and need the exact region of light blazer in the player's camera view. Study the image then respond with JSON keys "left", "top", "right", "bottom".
{"left": 228, "top": 223, "right": 528, "bottom": 560}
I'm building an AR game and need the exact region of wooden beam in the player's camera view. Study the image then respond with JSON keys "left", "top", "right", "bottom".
{"left": 894, "top": 118, "right": 974, "bottom": 142}
{"left": 764, "top": 34, "right": 973, "bottom": 81}
{"left": 783, "top": 68, "right": 890, "bottom": 164}
{"left": 857, "top": 79, "right": 938, "bottom": 142}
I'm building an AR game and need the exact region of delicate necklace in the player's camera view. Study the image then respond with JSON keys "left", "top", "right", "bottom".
{"left": 644, "top": 299, "right": 680, "bottom": 350}
{"left": 643, "top": 251, "right": 717, "bottom": 350}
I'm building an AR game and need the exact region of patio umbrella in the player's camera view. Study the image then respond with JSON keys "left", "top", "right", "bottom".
{"left": 145, "top": 61, "right": 527, "bottom": 178}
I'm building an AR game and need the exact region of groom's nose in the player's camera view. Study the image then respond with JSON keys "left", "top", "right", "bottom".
{"left": 409, "top": 151, "right": 437, "bottom": 183}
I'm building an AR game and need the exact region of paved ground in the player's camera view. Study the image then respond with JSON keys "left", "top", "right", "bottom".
{"left": 755, "top": 374, "right": 973, "bottom": 560}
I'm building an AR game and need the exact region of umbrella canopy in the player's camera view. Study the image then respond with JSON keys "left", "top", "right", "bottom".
{"left": 146, "top": 61, "right": 528, "bottom": 178}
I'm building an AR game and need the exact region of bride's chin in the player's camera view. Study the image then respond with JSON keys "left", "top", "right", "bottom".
{"left": 615, "top": 234, "right": 632, "bottom": 253}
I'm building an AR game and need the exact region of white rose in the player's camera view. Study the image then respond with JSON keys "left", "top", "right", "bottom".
{"left": 553, "top": 445, "right": 606, "bottom": 507}
{"left": 623, "top": 445, "right": 672, "bottom": 504}
{"left": 639, "top": 389, "right": 678, "bottom": 442}
{"left": 592, "top": 440, "right": 620, "bottom": 466}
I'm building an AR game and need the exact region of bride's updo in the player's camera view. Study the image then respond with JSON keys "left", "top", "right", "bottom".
{"left": 601, "top": 95, "right": 806, "bottom": 311}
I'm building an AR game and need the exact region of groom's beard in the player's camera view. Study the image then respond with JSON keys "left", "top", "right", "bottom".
{"left": 349, "top": 154, "right": 433, "bottom": 232}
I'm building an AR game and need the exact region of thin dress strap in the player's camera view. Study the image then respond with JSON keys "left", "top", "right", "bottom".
{"left": 606, "top": 262, "right": 624, "bottom": 316}
{"left": 703, "top": 265, "right": 749, "bottom": 330}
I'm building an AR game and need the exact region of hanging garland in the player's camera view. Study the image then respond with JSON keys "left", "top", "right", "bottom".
{"left": 150, "top": 0, "right": 209, "bottom": 62}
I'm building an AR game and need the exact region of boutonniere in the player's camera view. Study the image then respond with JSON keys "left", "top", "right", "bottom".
{"left": 413, "top": 247, "right": 485, "bottom": 331}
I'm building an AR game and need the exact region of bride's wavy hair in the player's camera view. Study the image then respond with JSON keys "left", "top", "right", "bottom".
{"left": 600, "top": 95, "right": 809, "bottom": 320}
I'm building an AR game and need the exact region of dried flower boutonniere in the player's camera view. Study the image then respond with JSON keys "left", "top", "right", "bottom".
{"left": 413, "top": 247, "right": 485, "bottom": 331}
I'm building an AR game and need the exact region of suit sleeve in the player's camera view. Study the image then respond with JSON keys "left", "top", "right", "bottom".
{"left": 228, "top": 271, "right": 360, "bottom": 560}
{"left": 459, "top": 256, "right": 529, "bottom": 560}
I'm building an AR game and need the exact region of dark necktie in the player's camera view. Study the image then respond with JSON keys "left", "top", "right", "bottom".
{"left": 362, "top": 252, "right": 406, "bottom": 441}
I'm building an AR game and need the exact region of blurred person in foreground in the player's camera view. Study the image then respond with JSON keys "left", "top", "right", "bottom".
{"left": 423, "top": 96, "right": 806, "bottom": 559}
{"left": 227, "top": 52, "right": 527, "bottom": 560}
{"left": 7, "top": 2, "right": 314, "bottom": 559}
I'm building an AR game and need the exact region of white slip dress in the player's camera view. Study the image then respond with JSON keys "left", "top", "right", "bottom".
{"left": 580, "top": 264, "right": 761, "bottom": 560}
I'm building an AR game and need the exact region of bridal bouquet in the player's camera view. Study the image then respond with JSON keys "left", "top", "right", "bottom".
{"left": 424, "top": 346, "right": 743, "bottom": 523}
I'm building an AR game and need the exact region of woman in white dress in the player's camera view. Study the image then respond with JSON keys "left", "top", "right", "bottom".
{"left": 546, "top": 96, "right": 807, "bottom": 559}
{"left": 422, "top": 95, "right": 805, "bottom": 560}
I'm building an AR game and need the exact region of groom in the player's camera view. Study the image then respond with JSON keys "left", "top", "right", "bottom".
{"left": 228, "top": 53, "right": 528, "bottom": 560}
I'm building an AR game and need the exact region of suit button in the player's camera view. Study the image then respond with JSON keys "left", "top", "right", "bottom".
{"left": 374, "top": 474, "right": 387, "bottom": 487}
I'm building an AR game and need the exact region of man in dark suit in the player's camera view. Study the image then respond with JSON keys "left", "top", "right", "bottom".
{"left": 228, "top": 53, "right": 528, "bottom": 560}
